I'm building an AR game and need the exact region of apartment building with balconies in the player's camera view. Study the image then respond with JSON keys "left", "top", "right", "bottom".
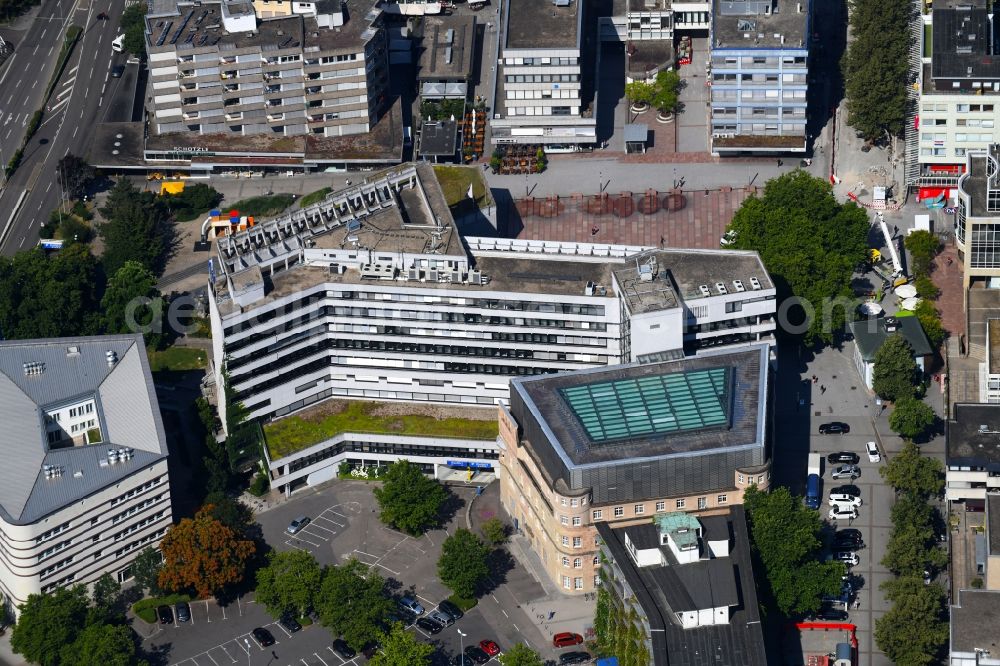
{"left": 708, "top": 0, "right": 810, "bottom": 154}
{"left": 145, "top": 0, "right": 388, "bottom": 154}
{"left": 0, "top": 335, "right": 172, "bottom": 617}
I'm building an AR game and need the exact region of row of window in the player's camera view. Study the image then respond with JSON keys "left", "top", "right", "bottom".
{"left": 561, "top": 555, "right": 600, "bottom": 568}
{"left": 505, "top": 74, "right": 579, "bottom": 84}
{"left": 503, "top": 57, "right": 577, "bottom": 66}
{"left": 69, "top": 419, "right": 96, "bottom": 434}
{"left": 921, "top": 103, "right": 996, "bottom": 113}
{"left": 591, "top": 496, "right": 728, "bottom": 520}
{"left": 38, "top": 538, "right": 73, "bottom": 562}
{"left": 111, "top": 495, "right": 164, "bottom": 526}
{"left": 40, "top": 555, "right": 74, "bottom": 579}
{"left": 111, "top": 477, "right": 164, "bottom": 507}
{"left": 36, "top": 522, "right": 71, "bottom": 544}
{"left": 561, "top": 576, "right": 599, "bottom": 590}
{"left": 921, "top": 118, "right": 996, "bottom": 128}
{"left": 285, "top": 438, "right": 497, "bottom": 473}
{"left": 113, "top": 512, "right": 166, "bottom": 542}
{"left": 115, "top": 528, "right": 167, "bottom": 559}
{"left": 68, "top": 403, "right": 94, "bottom": 418}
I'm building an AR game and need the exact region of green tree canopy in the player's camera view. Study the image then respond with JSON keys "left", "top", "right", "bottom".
{"left": 882, "top": 520, "right": 947, "bottom": 577}
{"left": 0, "top": 244, "right": 102, "bottom": 339}
{"left": 651, "top": 69, "right": 681, "bottom": 114}
{"left": 59, "top": 623, "right": 137, "bottom": 666}
{"left": 437, "top": 528, "right": 491, "bottom": 600}
{"left": 904, "top": 230, "right": 942, "bottom": 276}
{"left": 872, "top": 333, "right": 920, "bottom": 401}
{"left": 372, "top": 460, "right": 448, "bottom": 535}
{"left": 316, "top": 559, "right": 394, "bottom": 651}
{"left": 624, "top": 81, "right": 655, "bottom": 106}
{"left": 255, "top": 550, "right": 324, "bottom": 618}
{"left": 165, "top": 183, "right": 223, "bottom": 222}
{"left": 724, "top": 171, "right": 869, "bottom": 345}
{"left": 202, "top": 492, "right": 254, "bottom": 533}
{"left": 157, "top": 505, "right": 256, "bottom": 598}
{"left": 99, "top": 179, "right": 172, "bottom": 277}
{"left": 874, "top": 578, "right": 948, "bottom": 666}
{"left": 914, "top": 300, "right": 946, "bottom": 349}
{"left": 369, "top": 623, "right": 435, "bottom": 666}
{"left": 480, "top": 517, "right": 508, "bottom": 546}
{"left": 743, "top": 486, "right": 844, "bottom": 615}
{"left": 131, "top": 546, "right": 163, "bottom": 596}
{"left": 499, "top": 643, "right": 545, "bottom": 666}
{"left": 101, "top": 261, "right": 160, "bottom": 339}
{"left": 121, "top": 3, "right": 148, "bottom": 56}
{"left": 57, "top": 154, "right": 96, "bottom": 201}
{"left": 888, "top": 396, "right": 936, "bottom": 440}
{"left": 11, "top": 586, "right": 90, "bottom": 666}
{"left": 880, "top": 441, "right": 944, "bottom": 497}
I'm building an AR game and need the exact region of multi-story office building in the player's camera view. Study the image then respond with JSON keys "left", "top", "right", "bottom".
{"left": 206, "top": 163, "right": 776, "bottom": 425}
{"left": 945, "top": 402, "right": 1000, "bottom": 507}
{"left": 602, "top": 0, "right": 711, "bottom": 82}
{"left": 597, "top": 507, "right": 767, "bottom": 665}
{"left": 708, "top": 0, "right": 809, "bottom": 154}
{"left": 497, "top": 344, "right": 772, "bottom": 594}
{"left": 146, "top": 0, "right": 388, "bottom": 144}
{"left": 917, "top": 0, "right": 1000, "bottom": 190}
{"left": 956, "top": 146, "right": 1000, "bottom": 289}
{"left": 490, "top": 0, "right": 597, "bottom": 149}
{"left": 0, "top": 335, "right": 172, "bottom": 615}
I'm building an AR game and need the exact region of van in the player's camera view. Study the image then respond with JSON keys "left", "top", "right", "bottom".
{"left": 805, "top": 474, "right": 820, "bottom": 509}
{"left": 112, "top": 33, "right": 125, "bottom": 53}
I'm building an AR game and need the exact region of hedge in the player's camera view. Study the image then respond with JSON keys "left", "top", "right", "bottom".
{"left": 133, "top": 593, "right": 192, "bottom": 623}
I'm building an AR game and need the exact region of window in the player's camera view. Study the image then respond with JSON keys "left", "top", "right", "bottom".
{"left": 573, "top": 558, "right": 582, "bottom": 569}
{"left": 560, "top": 515, "right": 568, "bottom": 526}
{"left": 676, "top": 499, "right": 686, "bottom": 509}
{"left": 562, "top": 556, "right": 570, "bottom": 567}
{"left": 574, "top": 577, "right": 584, "bottom": 590}
{"left": 614, "top": 506, "right": 624, "bottom": 517}
{"left": 595, "top": 535, "right": 601, "bottom": 547}
{"left": 594, "top": 575, "right": 601, "bottom": 587}
{"left": 593, "top": 555, "right": 600, "bottom": 566}
{"left": 573, "top": 536, "right": 582, "bottom": 548}
{"left": 655, "top": 501, "right": 665, "bottom": 511}
{"left": 697, "top": 497, "right": 708, "bottom": 510}
{"left": 718, "top": 494, "right": 728, "bottom": 504}
{"left": 738, "top": 473, "right": 745, "bottom": 484}
{"left": 570, "top": 499, "right": 579, "bottom": 507}
{"left": 758, "top": 475, "right": 764, "bottom": 484}
{"left": 561, "top": 535, "right": 570, "bottom": 546}
{"left": 593, "top": 510, "right": 603, "bottom": 520}
{"left": 560, "top": 498, "right": 568, "bottom": 506}
{"left": 634, "top": 504, "right": 645, "bottom": 515}
{"left": 572, "top": 516, "right": 582, "bottom": 527}
{"left": 563, "top": 576, "right": 571, "bottom": 589}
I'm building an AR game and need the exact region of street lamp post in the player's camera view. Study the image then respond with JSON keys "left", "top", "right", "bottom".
{"left": 457, "top": 628, "right": 467, "bottom": 666}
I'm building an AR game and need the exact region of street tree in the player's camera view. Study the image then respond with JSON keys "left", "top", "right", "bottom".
{"left": 99, "top": 179, "right": 172, "bottom": 277}
{"left": 101, "top": 261, "right": 160, "bottom": 342}
{"left": 651, "top": 69, "right": 681, "bottom": 115}
{"left": 255, "top": 550, "right": 324, "bottom": 618}
{"left": 369, "top": 623, "right": 435, "bottom": 666}
{"left": 437, "top": 528, "right": 491, "bottom": 600}
{"left": 315, "top": 559, "right": 394, "bottom": 652}
{"left": 498, "top": 643, "right": 545, "bottom": 666}
{"left": 60, "top": 623, "right": 138, "bottom": 666}
{"left": 914, "top": 300, "right": 946, "bottom": 349}
{"left": 904, "top": 230, "right": 942, "bottom": 276}
{"left": 743, "top": 486, "right": 844, "bottom": 615}
{"left": 874, "top": 578, "right": 948, "bottom": 666}
{"left": 11, "top": 586, "right": 90, "bottom": 666}
{"left": 872, "top": 333, "right": 920, "bottom": 401}
{"left": 56, "top": 154, "right": 96, "bottom": 201}
{"left": 91, "top": 573, "right": 121, "bottom": 613}
{"left": 880, "top": 441, "right": 944, "bottom": 498}
{"left": 165, "top": 183, "right": 223, "bottom": 222}
{"left": 157, "top": 505, "right": 256, "bottom": 598}
{"left": 372, "top": 460, "right": 448, "bottom": 535}
{"left": 480, "top": 517, "right": 508, "bottom": 546}
{"left": 203, "top": 492, "right": 254, "bottom": 534}
{"left": 131, "top": 546, "right": 164, "bottom": 596}
{"left": 121, "top": 3, "right": 148, "bottom": 56}
{"left": 888, "top": 396, "right": 936, "bottom": 441}
{"left": 624, "top": 81, "right": 654, "bottom": 108}
{"left": 724, "top": 171, "right": 869, "bottom": 345}
{"left": 882, "top": 520, "right": 947, "bottom": 578}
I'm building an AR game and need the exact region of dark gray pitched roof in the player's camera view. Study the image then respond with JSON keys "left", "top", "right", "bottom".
{"left": 623, "top": 523, "right": 662, "bottom": 550}
{"left": 0, "top": 335, "right": 168, "bottom": 524}
{"left": 849, "top": 316, "right": 933, "bottom": 362}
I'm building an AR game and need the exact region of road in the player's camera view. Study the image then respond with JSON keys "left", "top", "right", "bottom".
{"left": 0, "top": 0, "right": 132, "bottom": 255}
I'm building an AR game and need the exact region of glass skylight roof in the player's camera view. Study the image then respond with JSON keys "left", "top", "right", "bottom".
{"left": 559, "top": 367, "right": 731, "bottom": 443}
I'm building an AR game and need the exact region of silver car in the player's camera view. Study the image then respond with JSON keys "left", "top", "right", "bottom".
{"left": 287, "top": 516, "right": 310, "bottom": 534}
{"left": 831, "top": 464, "right": 861, "bottom": 481}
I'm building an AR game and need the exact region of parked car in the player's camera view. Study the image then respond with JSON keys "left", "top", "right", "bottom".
{"left": 866, "top": 440, "right": 881, "bottom": 463}
{"left": 463, "top": 645, "right": 490, "bottom": 665}
{"left": 827, "top": 451, "right": 859, "bottom": 464}
{"left": 479, "top": 640, "right": 500, "bottom": 657}
{"left": 833, "top": 535, "right": 863, "bottom": 551}
{"left": 553, "top": 632, "right": 585, "bottom": 648}
{"left": 175, "top": 601, "right": 191, "bottom": 622}
{"left": 830, "top": 485, "right": 861, "bottom": 498}
{"left": 559, "top": 652, "right": 593, "bottom": 665}
{"left": 399, "top": 594, "right": 425, "bottom": 616}
{"left": 157, "top": 605, "right": 174, "bottom": 624}
{"left": 831, "top": 551, "right": 860, "bottom": 566}
{"left": 815, "top": 607, "right": 849, "bottom": 621}
{"left": 829, "top": 493, "right": 862, "bottom": 508}
{"left": 287, "top": 516, "right": 310, "bottom": 534}
{"left": 111, "top": 64, "right": 125, "bottom": 78}
{"left": 252, "top": 627, "right": 276, "bottom": 647}
{"left": 437, "top": 599, "right": 464, "bottom": 620}
{"left": 828, "top": 505, "right": 859, "bottom": 521}
{"left": 361, "top": 642, "right": 380, "bottom": 659}
{"left": 416, "top": 617, "right": 443, "bottom": 634}
{"left": 427, "top": 610, "right": 455, "bottom": 627}
{"left": 331, "top": 639, "right": 356, "bottom": 659}
{"left": 819, "top": 422, "right": 850, "bottom": 435}
{"left": 279, "top": 614, "right": 302, "bottom": 633}
{"left": 831, "top": 464, "right": 861, "bottom": 480}
{"left": 836, "top": 528, "right": 862, "bottom": 541}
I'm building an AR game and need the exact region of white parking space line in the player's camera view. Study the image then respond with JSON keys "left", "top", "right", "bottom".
{"left": 300, "top": 528, "right": 330, "bottom": 541}
{"left": 69, "top": 65, "right": 79, "bottom": 74}
{"left": 216, "top": 644, "right": 237, "bottom": 664}
{"left": 205, "top": 652, "right": 219, "bottom": 666}
{"left": 307, "top": 522, "right": 337, "bottom": 534}
{"left": 275, "top": 623, "right": 293, "bottom": 638}
{"left": 290, "top": 534, "right": 323, "bottom": 547}
{"left": 314, "top": 653, "right": 330, "bottom": 666}
{"left": 284, "top": 539, "right": 311, "bottom": 552}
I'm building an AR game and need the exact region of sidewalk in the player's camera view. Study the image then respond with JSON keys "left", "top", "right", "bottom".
{"left": 0, "top": 630, "right": 28, "bottom": 666}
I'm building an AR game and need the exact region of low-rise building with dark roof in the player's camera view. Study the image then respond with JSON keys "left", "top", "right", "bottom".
{"left": 946, "top": 403, "right": 1000, "bottom": 504}
{"left": 0, "top": 335, "right": 171, "bottom": 617}
{"left": 950, "top": 588, "right": 1000, "bottom": 664}
{"left": 497, "top": 344, "right": 771, "bottom": 595}
{"left": 597, "top": 506, "right": 767, "bottom": 665}
{"left": 847, "top": 315, "right": 933, "bottom": 390}
{"left": 417, "top": 15, "right": 476, "bottom": 98}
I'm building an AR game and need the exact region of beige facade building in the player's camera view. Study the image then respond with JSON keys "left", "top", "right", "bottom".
{"left": 497, "top": 345, "right": 771, "bottom": 594}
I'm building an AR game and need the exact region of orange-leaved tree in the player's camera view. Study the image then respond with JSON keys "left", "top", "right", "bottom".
{"left": 157, "top": 504, "right": 256, "bottom": 598}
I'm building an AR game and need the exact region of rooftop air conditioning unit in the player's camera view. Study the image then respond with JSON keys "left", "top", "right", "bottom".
{"left": 585, "top": 281, "right": 595, "bottom": 296}
{"left": 469, "top": 270, "right": 483, "bottom": 285}
{"left": 428, "top": 269, "right": 439, "bottom": 282}
{"left": 699, "top": 284, "right": 711, "bottom": 297}
{"left": 450, "top": 270, "right": 462, "bottom": 283}
{"left": 408, "top": 268, "right": 420, "bottom": 281}
{"left": 715, "top": 282, "right": 728, "bottom": 294}
{"left": 750, "top": 276, "right": 762, "bottom": 290}
{"left": 733, "top": 279, "right": 746, "bottom": 292}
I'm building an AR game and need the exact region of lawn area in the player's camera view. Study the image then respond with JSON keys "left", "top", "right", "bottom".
{"left": 433, "top": 166, "right": 490, "bottom": 208}
{"left": 264, "top": 399, "right": 499, "bottom": 459}
{"left": 299, "top": 187, "right": 333, "bottom": 208}
{"left": 146, "top": 346, "right": 208, "bottom": 372}
{"left": 924, "top": 23, "right": 932, "bottom": 57}
{"left": 228, "top": 193, "right": 297, "bottom": 218}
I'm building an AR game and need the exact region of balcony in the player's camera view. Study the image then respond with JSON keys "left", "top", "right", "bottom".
{"left": 267, "top": 113, "right": 285, "bottom": 122}
{"left": 226, "top": 112, "right": 244, "bottom": 121}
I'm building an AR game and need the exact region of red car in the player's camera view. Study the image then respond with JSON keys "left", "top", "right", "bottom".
{"left": 552, "top": 632, "right": 584, "bottom": 648}
{"left": 479, "top": 640, "right": 500, "bottom": 657}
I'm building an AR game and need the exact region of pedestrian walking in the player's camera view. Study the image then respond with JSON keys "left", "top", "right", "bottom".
{"left": 777, "top": 159, "right": 783, "bottom": 167}
{"left": 821, "top": 385, "right": 826, "bottom": 394}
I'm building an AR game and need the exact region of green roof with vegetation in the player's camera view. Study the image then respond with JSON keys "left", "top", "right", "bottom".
{"left": 264, "top": 400, "right": 499, "bottom": 459}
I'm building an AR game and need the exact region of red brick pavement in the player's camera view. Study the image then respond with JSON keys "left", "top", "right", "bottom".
{"left": 930, "top": 244, "right": 965, "bottom": 338}
{"left": 504, "top": 187, "right": 759, "bottom": 248}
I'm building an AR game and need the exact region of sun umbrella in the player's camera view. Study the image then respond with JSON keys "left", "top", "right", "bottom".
{"left": 895, "top": 284, "right": 917, "bottom": 299}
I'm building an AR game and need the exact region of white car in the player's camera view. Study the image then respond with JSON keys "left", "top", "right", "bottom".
{"left": 829, "top": 493, "right": 862, "bottom": 508}
{"left": 830, "top": 551, "right": 860, "bottom": 567}
{"left": 828, "top": 506, "right": 858, "bottom": 521}
{"left": 866, "top": 440, "right": 881, "bottom": 463}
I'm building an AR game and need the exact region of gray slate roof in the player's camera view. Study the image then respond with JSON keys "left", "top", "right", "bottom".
{"left": 0, "top": 335, "right": 168, "bottom": 524}
{"left": 849, "top": 316, "right": 933, "bottom": 362}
